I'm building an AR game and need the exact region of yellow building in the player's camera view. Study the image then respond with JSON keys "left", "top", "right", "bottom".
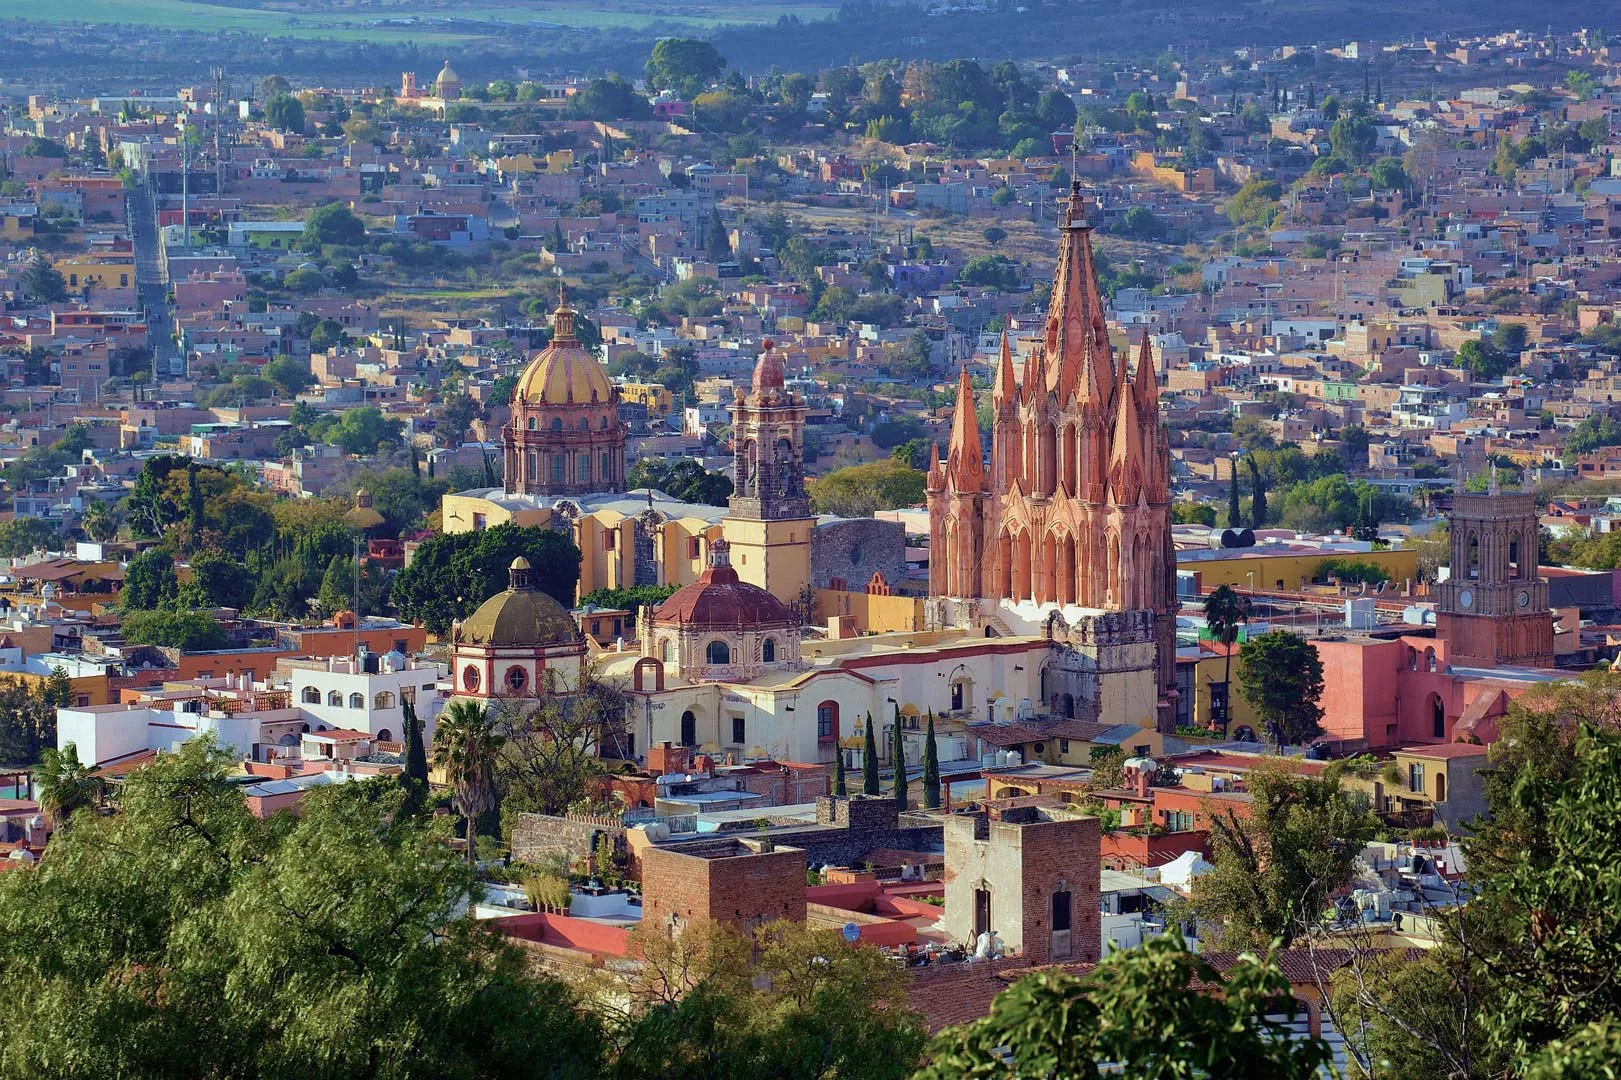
{"left": 1177, "top": 545, "right": 1418, "bottom": 595}
{"left": 618, "top": 381, "right": 674, "bottom": 419}
{"left": 52, "top": 253, "right": 136, "bottom": 294}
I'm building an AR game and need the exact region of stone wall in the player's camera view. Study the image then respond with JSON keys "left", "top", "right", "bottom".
{"left": 510, "top": 812, "right": 625, "bottom": 865}
{"left": 811, "top": 518, "right": 906, "bottom": 590}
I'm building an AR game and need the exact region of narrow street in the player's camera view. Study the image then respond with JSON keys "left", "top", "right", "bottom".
{"left": 127, "top": 182, "right": 175, "bottom": 375}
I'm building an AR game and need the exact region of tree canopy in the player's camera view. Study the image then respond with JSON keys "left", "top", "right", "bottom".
{"left": 392, "top": 524, "right": 582, "bottom": 635}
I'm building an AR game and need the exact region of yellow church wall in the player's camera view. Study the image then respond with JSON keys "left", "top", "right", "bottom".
{"left": 723, "top": 515, "right": 814, "bottom": 607}
{"left": 812, "top": 588, "right": 925, "bottom": 634}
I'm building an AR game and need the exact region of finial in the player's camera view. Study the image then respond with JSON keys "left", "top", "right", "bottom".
{"left": 1488, "top": 461, "right": 1500, "bottom": 495}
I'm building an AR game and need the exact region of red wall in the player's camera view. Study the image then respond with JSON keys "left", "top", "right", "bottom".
{"left": 496, "top": 912, "right": 631, "bottom": 957}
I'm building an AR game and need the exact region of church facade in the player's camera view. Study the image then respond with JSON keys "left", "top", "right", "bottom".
{"left": 926, "top": 185, "right": 1179, "bottom": 732}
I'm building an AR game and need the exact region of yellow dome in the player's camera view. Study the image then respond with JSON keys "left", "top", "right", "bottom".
{"left": 515, "top": 304, "right": 613, "bottom": 406}
{"left": 457, "top": 558, "right": 580, "bottom": 647}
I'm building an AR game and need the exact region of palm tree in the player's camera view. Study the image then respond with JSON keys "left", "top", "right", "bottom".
{"left": 36, "top": 742, "right": 97, "bottom": 834}
{"left": 431, "top": 699, "right": 505, "bottom": 864}
{"left": 1203, "top": 585, "right": 1251, "bottom": 738}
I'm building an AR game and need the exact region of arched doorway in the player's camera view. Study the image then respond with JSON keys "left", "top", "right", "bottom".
{"left": 1430, "top": 694, "right": 1445, "bottom": 740}
{"left": 1434, "top": 772, "right": 1446, "bottom": 803}
{"left": 680, "top": 710, "right": 697, "bottom": 747}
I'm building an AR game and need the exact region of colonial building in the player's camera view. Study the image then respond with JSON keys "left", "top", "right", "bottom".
{"left": 926, "top": 184, "right": 1179, "bottom": 731}
{"left": 442, "top": 330, "right": 886, "bottom": 614}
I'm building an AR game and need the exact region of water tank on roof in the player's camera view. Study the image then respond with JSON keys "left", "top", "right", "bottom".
{"left": 1006, "top": 751, "right": 1022, "bottom": 767}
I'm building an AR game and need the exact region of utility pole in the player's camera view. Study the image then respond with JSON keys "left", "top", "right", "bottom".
{"left": 211, "top": 66, "right": 227, "bottom": 195}
{"left": 180, "top": 116, "right": 190, "bottom": 253}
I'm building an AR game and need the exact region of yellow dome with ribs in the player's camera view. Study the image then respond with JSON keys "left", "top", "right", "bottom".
{"left": 515, "top": 303, "right": 613, "bottom": 406}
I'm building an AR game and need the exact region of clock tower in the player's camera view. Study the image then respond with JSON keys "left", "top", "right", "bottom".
{"left": 1434, "top": 476, "right": 1553, "bottom": 668}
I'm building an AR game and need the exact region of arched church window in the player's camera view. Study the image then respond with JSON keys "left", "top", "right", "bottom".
{"left": 762, "top": 638, "right": 776, "bottom": 663}
{"left": 706, "top": 640, "right": 731, "bottom": 665}
{"left": 463, "top": 665, "right": 481, "bottom": 693}
{"left": 550, "top": 418, "right": 563, "bottom": 433}
{"left": 526, "top": 416, "right": 537, "bottom": 430}
{"left": 506, "top": 666, "right": 528, "bottom": 693}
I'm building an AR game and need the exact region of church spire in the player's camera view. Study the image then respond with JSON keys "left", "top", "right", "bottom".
{"left": 1133, "top": 332, "right": 1158, "bottom": 411}
{"left": 945, "top": 366, "right": 984, "bottom": 493}
{"left": 1108, "top": 339, "right": 1143, "bottom": 505}
{"left": 1043, "top": 179, "right": 1114, "bottom": 409}
{"left": 993, "top": 330, "right": 1018, "bottom": 407}
{"left": 926, "top": 441, "right": 945, "bottom": 491}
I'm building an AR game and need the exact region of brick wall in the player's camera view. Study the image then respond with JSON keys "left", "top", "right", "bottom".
{"left": 942, "top": 803, "right": 1101, "bottom": 965}
{"left": 641, "top": 838, "right": 808, "bottom": 932}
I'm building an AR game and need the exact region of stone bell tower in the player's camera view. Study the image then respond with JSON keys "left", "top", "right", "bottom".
{"left": 1434, "top": 471, "right": 1553, "bottom": 668}
{"left": 722, "top": 341, "right": 813, "bottom": 611}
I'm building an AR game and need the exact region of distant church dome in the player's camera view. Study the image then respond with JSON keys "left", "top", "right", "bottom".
{"left": 514, "top": 302, "right": 614, "bottom": 407}
{"left": 456, "top": 557, "right": 579, "bottom": 647}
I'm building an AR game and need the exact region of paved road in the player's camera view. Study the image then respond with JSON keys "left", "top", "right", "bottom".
{"left": 127, "top": 184, "right": 175, "bottom": 374}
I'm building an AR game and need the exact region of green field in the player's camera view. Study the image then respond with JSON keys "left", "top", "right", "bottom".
{"left": 7, "top": 0, "right": 833, "bottom": 40}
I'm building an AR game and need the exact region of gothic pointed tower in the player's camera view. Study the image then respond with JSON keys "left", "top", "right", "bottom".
{"left": 927, "top": 183, "right": 1179, "bottom": 731}
{"left": 723, "top": 341, "right": 814, "bottom": 613}
{"left": 926, "top": 366, "right": 987, "bottom": 598}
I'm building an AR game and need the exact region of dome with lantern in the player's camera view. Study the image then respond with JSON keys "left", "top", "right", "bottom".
{"left": 503, "top": 298, "right": 626, "bottom": 498}
{"left": 646, "top": 539, "right": 801, "bottom": 681}
{"left": 451, "top": 557, "right": 586, "bottom": 698}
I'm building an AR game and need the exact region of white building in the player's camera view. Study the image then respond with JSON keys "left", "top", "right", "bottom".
{"left": 283, "top": 651, "right": 447, "bottom": 745}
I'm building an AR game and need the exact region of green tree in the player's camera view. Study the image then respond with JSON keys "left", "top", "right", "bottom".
{"left": 0, "top": 517, "right": 61, "bottom": 558}
{"left": 392, "top": 524, "right": 582, "bottom": 636}
{"left": 122, "top": 548, "right": 179, "bottom": 611}
{"left": 1367, "top": 155, "right": 1408, "bottom": 193}
{"left": 265, "top": 93, "right": 306, "bottom": 134}
{"left": 1247, "top": 456, "right": 1268, "bottom": 529}
{"left": 646, "top": 38, "right": 726, "bottom": 95}
{"left": 263, "top": 356, "right": 315, "bottom": 396}
{"left": 308, "top": 405, "right": 404, "bottom": 456}
{"left": 1202, "top": 585, "right": 1250, "bottom": 735}
{"left": 301, "top": 202, "right": 365, "bottom": 248}
{"left": 1225, "top": 178, "right": 1282, "bottom": 228}
{"left": 0, "top": 738, "right": 603, "bottom": 1077}
{"left": 34, "top": 741, "right": 97, "bottom": 832}
{"left": 1236, "top": 630, "right": 1324, "bottom": 748}
{"left": 20, "top": 254, "right": 67, "bottom": 303}
{"left": 120, "top": 610, "right": 229, "bottom": 651}
{"left": 921, "top": 712, "right": 941, "bottom": 810}
{"left": 399, "top": 698, "right": 430, "bottom": 816}
{"left": 432, "top": 699, "right": 504, "bottom": 864}
{"left": 1456, "top": 338, "right": 1511, "bottom": 380}
{"left": 916, "top": 931, "right": 1329, "bottom": 1079}
{"left": 981, "top": 225, "right": 1007, "bottom": 247}
{"left": 1191, "top": 757, "right": 1376, "bottom": 949}
{"left": 188, "top": 549, "right": 255, "bottom": 610}
{"left": 1122, "top": 205, "right": 1168, "bottom": 240}
{"left": 892, "top": 706, "right": 908, "bottom": 808}
{"left": 833, "top": 741, "right": 847, "bottom": 797}
{"left": 808, "top": 458, "right": 927, "bottom": 517}
{"left": 862, "top": 712, "right": 880, "bottom": 796}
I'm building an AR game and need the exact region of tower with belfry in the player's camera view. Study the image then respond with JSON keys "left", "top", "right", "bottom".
{"left": 926, "top": 182, "right": 1179, "bottom": 732}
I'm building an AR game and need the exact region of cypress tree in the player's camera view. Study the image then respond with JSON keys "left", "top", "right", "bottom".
{"left": 833, "top": 741, "right": 847, "bottom": 796}
{"left": 411, "top": 444, "right": 421, "bottom": 479}
{"left": 861, "top": 712, "right": 880, "bottom": 795}
{"left": 1228, "top": 460, "right": 1242, "bottom": 528}
{"left": 893, "top": 709, "right": 909, "bottom": 809}
{"left": 399, "top": 699, "right": 430, "bottom": 815}
{"left": 922, "top": 711, "right": 941, "bottom": 810}
{"left": 1248, "top": 457, "right": 1268, "bottom": 530}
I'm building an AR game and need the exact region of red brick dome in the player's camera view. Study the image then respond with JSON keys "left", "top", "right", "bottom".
{"left": 653, "top": 539, "right": 798, "bottom": 630}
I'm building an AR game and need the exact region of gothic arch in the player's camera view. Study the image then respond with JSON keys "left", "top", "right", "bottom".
{"left": 633, "top": 656, "right": 665, "bottom": 692}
